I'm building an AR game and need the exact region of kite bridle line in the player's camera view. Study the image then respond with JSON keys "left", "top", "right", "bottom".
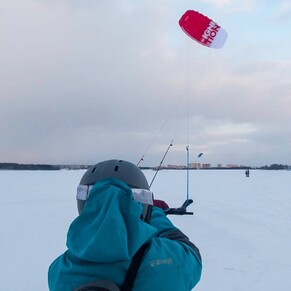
{"left": 137, "top": 87, "right": 187, "bottom": 167}
{"left": 136, "top": 53, "right": 197, "bottom": 213}
{"left": 183, "top": 35, "right": 214, "bottom": 203}
{"left": 137, "top": 28, "right": 215, "bottom": 214}
{"left": 186, "top": 41, "right": 191, "bottom": 202}
{"left": 149, "top": 139, "right": 173, "bottom": 188}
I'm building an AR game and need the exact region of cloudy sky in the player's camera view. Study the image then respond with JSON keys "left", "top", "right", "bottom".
{"left": 1, "top": 0, "right": 290, "bottom": 167}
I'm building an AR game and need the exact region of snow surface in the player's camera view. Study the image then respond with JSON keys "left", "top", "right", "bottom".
{"left": 0, "top": 169, "right": 290, "bottom": 290}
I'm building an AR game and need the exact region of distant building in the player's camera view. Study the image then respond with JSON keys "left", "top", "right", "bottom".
{"left": 217, "top": 164, "right": 222, "bottom": 168}
{"left": 226, "top": 164, "right": 239, "bottom": 168}
{"left": 166, "top": 164, "right": 186, "bottom": 169}
{"left": 202, "top": 163, "right": 211, "bottom": 169}
{"left": 189, "top": 163, "right": 201, "bottom": 169}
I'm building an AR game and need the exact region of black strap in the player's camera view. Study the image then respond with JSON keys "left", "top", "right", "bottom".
{"left": 144, "top": 205, "right": 153, "bottom": 224}
{"left": 75, "top": 242, "right": 150, "bottom": 291}
{"left": 120, "top": 242, "right": 149, "bottom": 291}
{"left": 120, "top": 205, "right": 152, "bottom": 291}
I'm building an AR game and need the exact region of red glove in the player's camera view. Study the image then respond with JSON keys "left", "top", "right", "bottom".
{"left": 153, "top": 199, "right": 169, "bottom": 210}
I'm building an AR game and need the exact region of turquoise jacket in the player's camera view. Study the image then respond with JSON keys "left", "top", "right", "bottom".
{"left": 48, "top": 178, "right": 202, "bottom": 291}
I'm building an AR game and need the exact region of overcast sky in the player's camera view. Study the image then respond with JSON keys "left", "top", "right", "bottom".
{"left": 0, "top": 0, "right": 290, "bottom": 167}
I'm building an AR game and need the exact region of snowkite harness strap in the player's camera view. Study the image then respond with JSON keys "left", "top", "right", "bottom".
{"left": 120, "top": 242, "right": 150, "bottom": 291}
{"left": 120, "top": 206, "right": 152, "bottom": 291}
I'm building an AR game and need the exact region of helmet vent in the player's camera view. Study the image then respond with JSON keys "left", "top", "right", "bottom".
{"left": 91, "top": 167, "right": 96, "bottom": 173}
{"left": 114, "top": 165, "right": 119, "bottom": 172}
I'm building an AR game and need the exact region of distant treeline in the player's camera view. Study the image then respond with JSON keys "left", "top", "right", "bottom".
{"left": 0, "top": 163, "right": 290, "bottom": 171}
{"left": 141, "top": 164, "right": 290, "bottom": 170}
{"left": 0, "top": 163, "right": 91, "bottom": 170}
{"left": 0, "top": 163, "right": 61, "bottom": 170}
{"left": 259, "top": 164, "right": 290, "bottom": 170}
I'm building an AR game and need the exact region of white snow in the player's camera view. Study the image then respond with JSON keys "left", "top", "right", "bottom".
{"left": 0, "top": 169, "right": 290, "bottom": 290}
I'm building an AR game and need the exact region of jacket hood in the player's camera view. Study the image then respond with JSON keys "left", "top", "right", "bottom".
{"left": 67, "top": 178, "right": 157, "bottom": 263}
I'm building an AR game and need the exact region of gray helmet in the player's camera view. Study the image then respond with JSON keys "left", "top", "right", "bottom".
{"left": 77, "top": 159, "right": 149, "bottom": 214}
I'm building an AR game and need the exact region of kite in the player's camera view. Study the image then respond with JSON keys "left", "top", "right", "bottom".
{"left": 198, "top": 153, "right": 203, "bottom": 158}
{"left": 179, "top": 10, "right": 228, "bottom": 49}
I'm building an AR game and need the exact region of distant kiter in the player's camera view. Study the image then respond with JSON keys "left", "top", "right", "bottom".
{"left": 245, "top": 169, "right": 250, "bottom": 177}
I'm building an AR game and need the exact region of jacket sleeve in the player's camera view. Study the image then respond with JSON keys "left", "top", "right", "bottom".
{"left": 144, "top": 207, "right": 202, "bottom": 290}
{"left": 158, "top": 228, "right": 202, "bottom": 262}
{"left": 150, "top": 206, "right": 201, "bottom": 261}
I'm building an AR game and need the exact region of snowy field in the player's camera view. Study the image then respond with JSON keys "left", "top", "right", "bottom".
{"left": 0, "top": 169, "right": 290, "bottom": 290}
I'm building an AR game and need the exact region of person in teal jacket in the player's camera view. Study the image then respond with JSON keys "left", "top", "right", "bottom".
{"left": 48, "top": 159, "right": 202, "bottom": 291}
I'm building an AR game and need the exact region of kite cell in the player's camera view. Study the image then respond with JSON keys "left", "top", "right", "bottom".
{"left": 179, "top": 10, "right": 227, "bottom": 49}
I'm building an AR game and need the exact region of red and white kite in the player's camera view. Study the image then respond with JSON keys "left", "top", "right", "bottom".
{"left": 179, "top": 10, "right": 228, "bottom": 49}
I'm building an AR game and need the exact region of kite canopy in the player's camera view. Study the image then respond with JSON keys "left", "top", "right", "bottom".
{"left": 179, "top": 10, "right": 228, "bottom": 49}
